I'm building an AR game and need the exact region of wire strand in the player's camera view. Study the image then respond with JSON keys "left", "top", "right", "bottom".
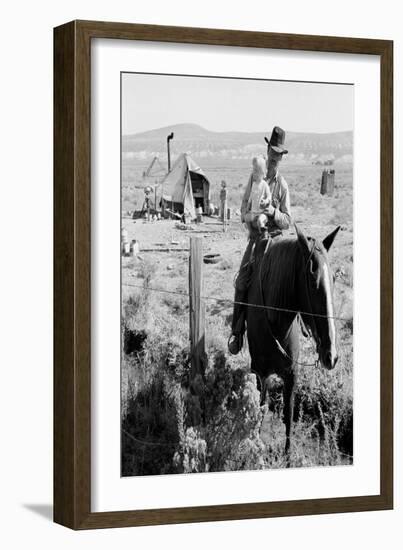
{"left": 122, "top": 429, "right": 176, "bottom": 448}
{"left": 122, "top": 282, "right": 351, "bottom": 322}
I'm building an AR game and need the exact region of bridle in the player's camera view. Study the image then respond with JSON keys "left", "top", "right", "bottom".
{"left": 259, "top": 236, "right": 320, "bottom": 368}
{"left": 301, "top": 238, "right": 322, "bottom": 352}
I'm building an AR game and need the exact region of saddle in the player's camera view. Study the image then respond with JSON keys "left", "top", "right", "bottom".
{"left": 235, "top": 229, "right": 282, "bottom": 294}
{"left": 251, "top": 229, "right": 282, "bottom": 267}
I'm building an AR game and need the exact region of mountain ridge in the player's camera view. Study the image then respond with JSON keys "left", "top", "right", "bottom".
{"left": 124, "top": 122, "right": 352, "bottom": 140}
{"left": 122, "top": 123, "right": 353, "bottom": 162}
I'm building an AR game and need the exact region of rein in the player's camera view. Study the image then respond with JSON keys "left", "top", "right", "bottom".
{"left": 258, "top": 236, "right": 319, "bottom": 368}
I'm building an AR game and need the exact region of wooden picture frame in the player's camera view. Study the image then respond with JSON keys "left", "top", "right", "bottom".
{"left": 54, "top": 20, "right": 393, "bottom": 529}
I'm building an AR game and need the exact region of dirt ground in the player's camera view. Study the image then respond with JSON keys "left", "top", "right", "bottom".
{"left": 122, "top": 198, "right": 353, "bottom": 326}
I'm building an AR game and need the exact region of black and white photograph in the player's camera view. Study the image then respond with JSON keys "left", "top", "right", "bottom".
{"left": 0, "top": 0, "right": 397, "bottom": 541}
{"left": 120, "top": 72, "right": 354, "bottom": 476}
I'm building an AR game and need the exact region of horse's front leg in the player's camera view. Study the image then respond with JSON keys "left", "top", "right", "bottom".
{"left": 250, "top": 357, "right": 268, "bottom": 407}
{"left": 283, "top": 369, "right": 295, "bottom": 464}
{"left": 258, "top": 376, "right": 269, "bottom": 407}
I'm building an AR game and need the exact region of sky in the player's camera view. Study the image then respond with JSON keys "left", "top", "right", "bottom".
{"left": 122, "top": 72, "right": 353, "bottom": 136}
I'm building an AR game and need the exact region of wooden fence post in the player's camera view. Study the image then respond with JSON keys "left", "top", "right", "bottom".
{"left": 189, "top": 236, "right": 206, "bottom": 384}
{"left": 320, "top": 169, "right": 335, "bottom": 196}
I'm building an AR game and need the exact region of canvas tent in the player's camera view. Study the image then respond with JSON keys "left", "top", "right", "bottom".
{"left": 158, "top": 153, "right": 211, "bottom": 219}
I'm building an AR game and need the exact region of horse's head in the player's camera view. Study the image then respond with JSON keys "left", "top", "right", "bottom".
{"left": 295, "top": 224, "right": 341, "bottom": 370}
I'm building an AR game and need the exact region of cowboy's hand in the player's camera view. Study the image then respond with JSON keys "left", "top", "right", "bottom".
{"left": 266, "top": 204, "right": 276, "bottom": 217}
{"left": 256, "top": 214, "right": 268, "bottom": 230}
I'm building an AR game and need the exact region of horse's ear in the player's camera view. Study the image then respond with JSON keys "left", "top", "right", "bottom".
{"left": 295, "top": 223, "right": 310, "bottom": 260}
{"left": 323, "top": 226, "right": 341, "bottom": 252}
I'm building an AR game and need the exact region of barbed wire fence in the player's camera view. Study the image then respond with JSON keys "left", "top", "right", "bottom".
{"left": 122, "top": 280, "right": 350, "bottom": 322}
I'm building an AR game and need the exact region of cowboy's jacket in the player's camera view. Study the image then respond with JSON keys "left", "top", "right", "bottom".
{"left": 241, "top": 170, "right": 292, "bottom": 232}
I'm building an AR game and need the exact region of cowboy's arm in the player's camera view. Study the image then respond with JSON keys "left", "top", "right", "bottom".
{"left": 265, "top": 178, "right": 292, "bottom": 229}
{"left": 273, "top": 180, "right": 292, "bottom": 229}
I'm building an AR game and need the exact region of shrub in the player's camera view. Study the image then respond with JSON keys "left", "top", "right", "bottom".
{"left": 162, "top": 292, "right": 188, "bottom": 315}
{"left": 218, "top": 257, "right": 233, "bottom": 270}
{"left": 293, "top": 348, "right": 353, "bottom": 462}
{"left": 122, "top": 372, "right": 183, "bottom": 476}
{"left": 121, "top": 282, "right": 353, "bottom": 474}
{"left": 204, "top": 352, "right": 265, "bottom": 471}
{"left": 137, "top": 258, "right": 156, "bottom": 286}
{"left": 121, "top": 325, "right": 266, "bottom": 475}
{"left": 173, "top": 427, "right": 208, "bottom": 474}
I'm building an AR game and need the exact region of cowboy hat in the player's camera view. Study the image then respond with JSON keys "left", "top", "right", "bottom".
{"left": 267, "top": 126, "right": 288, "bottom": 154}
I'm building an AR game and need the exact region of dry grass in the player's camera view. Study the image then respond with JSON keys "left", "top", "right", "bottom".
{"left": 121, "top": 160, "right": 354, "bottom": 474}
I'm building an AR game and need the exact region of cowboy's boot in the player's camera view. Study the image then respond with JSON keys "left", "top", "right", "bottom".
{"left": 228, "top": 293, "right": 247, "bottom": 354}
{"left": 228, "top": 237, "right": 257, "bottom": 355}
{"left": 228, "top": 332, "right": 244, "bottom": 355}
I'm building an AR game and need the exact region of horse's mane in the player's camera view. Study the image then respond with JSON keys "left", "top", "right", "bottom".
{"left": 258, "top": 237, "right": 303, "bottom": 324}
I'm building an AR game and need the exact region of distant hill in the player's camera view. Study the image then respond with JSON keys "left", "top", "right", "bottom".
{"left": 122, "top": 123, "right": 353, "bottom": 163}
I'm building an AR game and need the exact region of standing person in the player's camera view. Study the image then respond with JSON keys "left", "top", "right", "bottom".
{"left": 220, "top": 180, "right": 228, "bottom": 231}
{"left": 228, "top": 127, "right": 292, "bottom": 355}
{"left": 141, "top": 186, "right": 153, "bottom": 222}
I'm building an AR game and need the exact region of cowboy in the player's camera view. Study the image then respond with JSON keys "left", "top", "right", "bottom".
{"left": 228, "top": 126, "right": 292, "bottom": 355}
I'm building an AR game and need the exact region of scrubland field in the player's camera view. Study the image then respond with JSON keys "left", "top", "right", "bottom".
{"left": 121, "top": 157, "right": 353, "bottom": 476}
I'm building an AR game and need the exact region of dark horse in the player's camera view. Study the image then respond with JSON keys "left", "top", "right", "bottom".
{"left": 246, "top": 224, "right": 341, "bottom": 456}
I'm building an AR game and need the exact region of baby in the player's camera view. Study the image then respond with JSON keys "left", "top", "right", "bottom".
{"left": 242, "top": 156, "right": 271, "bottom": 234}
